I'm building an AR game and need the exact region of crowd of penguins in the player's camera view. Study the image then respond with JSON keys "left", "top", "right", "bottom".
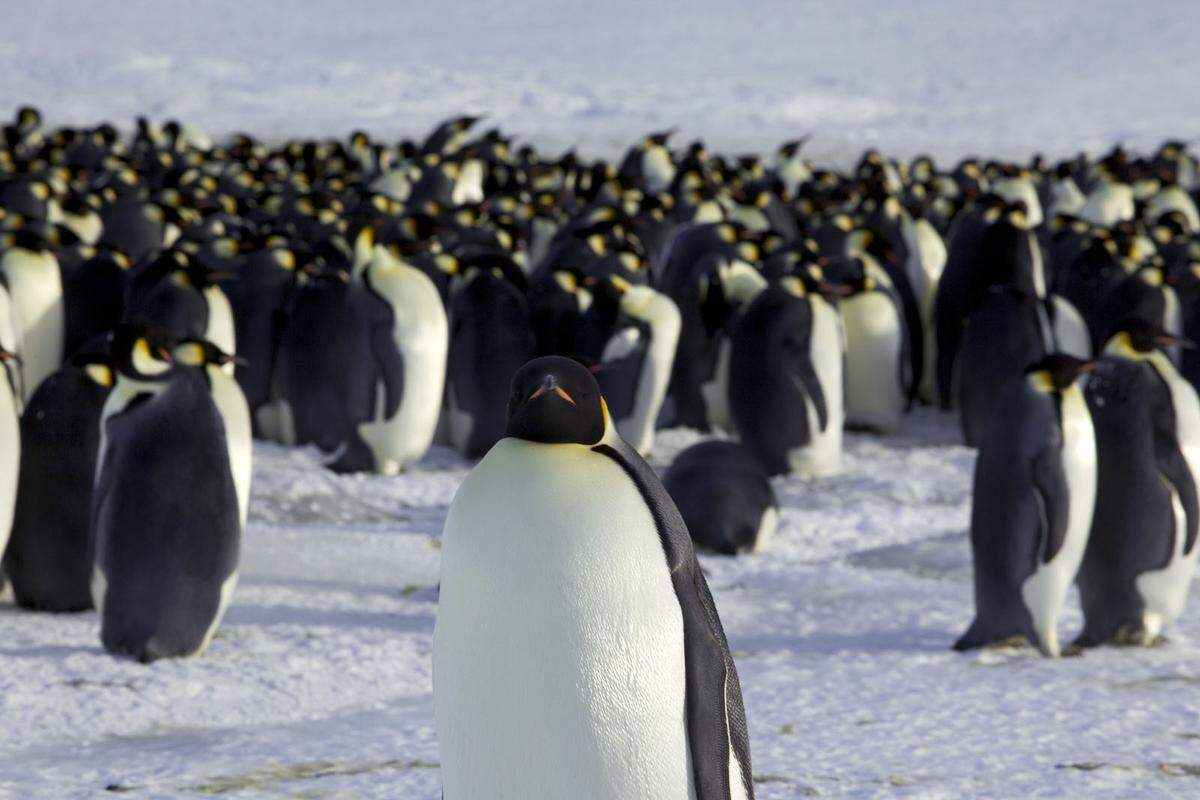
{"left": 0, "top": 105, "right": 1196, "bottom": 664}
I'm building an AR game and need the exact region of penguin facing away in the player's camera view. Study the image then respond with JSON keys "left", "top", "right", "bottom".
{"left": 3, "top": 350, "right": 111, "bottom": 611}
{"left": 435, "top": 356, "right": 753, "bottom": 800}
{"left": 1076, "top": 323, "right": 1200, "bottom": 646}
{"left": 955, "top": 354, "right": 1097, "bottom": 657}
{"left": 92, "top": 324, "right": 241, "bottom": 662}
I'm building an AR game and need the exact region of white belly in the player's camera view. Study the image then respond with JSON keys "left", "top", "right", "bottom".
{"left": 434, "top": 438, "right": 694, "bottom": 800}
{"left": 789, "top": 297, "right": 843, "bottom": 478}
{"left": 614, "top": 293, "right": 680, "bottom": 456}
{"left": 842, "top": 291, "right": 905, "bottom": 433}
{"left": 1050, "top": 295, "right": 1092, "bottom": 359}
{"left": 203, "top": 287, "right": 237, "bottom": 371}
{"left": 0, "top": 369, "right": 19, "bottom": 557}
{"left": 1, "top": 250, "right": 63, "bottom": 400}
{"left": 1021, "top": 385, "right": 1096, "bottom": 656}
{"left": 208, "top": 366, "right": 253, "bottom": 527}
{"left": 359, "top": 259, "right": 449, "bottom": 472}
{"left": 1137, "top": 354, "right": 1200, "bottom": 633}
{"left": 702, "top": 335, "right": 734, "bottom": 434}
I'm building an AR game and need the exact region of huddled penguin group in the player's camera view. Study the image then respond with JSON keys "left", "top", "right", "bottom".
{"left": 0, "top": 104, "right": 1198, "bottom": 795}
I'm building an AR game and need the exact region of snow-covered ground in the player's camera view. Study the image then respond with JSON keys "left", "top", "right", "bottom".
{"left": 6, "top": 0, "right": 1200, "bottom": 163}
{"left": 3, "top": 412, "right": 1200, "bottom": 798}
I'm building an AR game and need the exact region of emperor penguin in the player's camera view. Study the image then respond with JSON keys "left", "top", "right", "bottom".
{"left": 618, "top": 130, "right": 677, "bottom": 194}
{"left": 955, "top": 354, "right": 1097, "bottom": 657}
{"left": 901, "top": 209, "right": 948, "bottom": 403}
{"left": 3, "top": 350, "right": 111, "bottom": 611}
{"left": 0, "top": 228, "right": 64, "bottom": 400}
{"left": 1076, "top": 322, "right": 1200, "bottom": 646}
{"left": 435, "top": 356, "right": 754, "bottom": 800}
{"left": 356, "top": 247, "right": 449, "bottom": 473}
{"left": 700, "top": 258, "right": 769, "bottom": 434}
{"left": 729, "top": 275, "right": 844, "bottom": 477}
{"left": 664, "top": 440, "right": 779, "bottom": 556}
{"left": 0, "top": 343, "right": 19, "bottom": 570}
{"left": 839, "top": 257, "right": 910, "bottom": 433}
{"left": 172, "top": 339, "right": 252, "bottom": 527}
{"left": 595, "top": 276, "right": 681, "bottom": 456}
{"left": 92, "top": 324, "right": 241, "bottom": 662}
{"left": 1079, "top": 180, "right": 1135, "bottom": 227}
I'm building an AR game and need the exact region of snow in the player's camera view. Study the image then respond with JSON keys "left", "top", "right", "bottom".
{"left": 5, "top": 2, "right": 1200, "bottom": 797}
{"left": 3, "top": 412, "right": 1200, "bottom": 798}
{"left": 5, "top": 1, "right": 1200, "bottom": 163}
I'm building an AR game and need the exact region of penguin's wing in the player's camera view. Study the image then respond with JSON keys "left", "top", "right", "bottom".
{"left": 1031, "top": 447, "right": 1070, "bottom": 564}
{"left": 1153, "top": 431, "right": 1199, "bottom": 556}
{"left": 592, "top": 437, "right": 755, "bottom": 800}
{"left": 793, "top": 358, "right": 828, "bottom": 433}
{"left": 596, "top": 321, "right": 647, "bottom": 422}
{"left": 366, "top": 299, "right": 405, "bottom": 419}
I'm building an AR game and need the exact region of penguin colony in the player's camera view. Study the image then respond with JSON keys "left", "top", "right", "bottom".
{"left": 0, "top": 102, "right": 1195, "bottom": 786}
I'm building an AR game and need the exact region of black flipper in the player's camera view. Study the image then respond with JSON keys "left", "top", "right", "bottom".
{"left": 593, "top": 437, "right": 754, "bottom": 800}
{"left": 1150, "top": 375, "right": 1200, "bottom": 556}
{"left": 370, "top": 321, "right": 405, "bottom": 420}
{"left": 795, "top": 360, "right": 827, "bottom": 433}
{"left": 1031, "top": 447, "right": 1070, "bottom": 564}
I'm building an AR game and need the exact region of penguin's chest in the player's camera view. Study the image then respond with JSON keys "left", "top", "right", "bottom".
{"left": 435, "top": 439, "right": 693, "bottom": 800}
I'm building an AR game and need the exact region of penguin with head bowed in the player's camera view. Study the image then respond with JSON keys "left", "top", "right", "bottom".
{"left": 3, "top": 346, "right": 112, "bottom": 611}
{"left": 594, "top": 274, "right": 681, "bottom": 456}
{"left": 0, "top": 226, "right": 64, "bottom": 401}
{"left": 664, "top": 439, "right": 779, "bottom": 556}
{"left": 1076, "top": 321, "right": 1200, "bottom": 647}
{"left": 355, "top": 246, "right": 448, "bottom": 474}
{"left": 61, "top": 248, "right": 130, "bottom": 359}
{"left": 955, "top": 354, "right": 1097, "bottom": 657}
{"left": 444, "top": 266, "right": 536, "bottom": 458}
{"left": 221, "top": 243, "right": 298, "bottom": 436}
{"left": 729, "top": 272, "right": 844, "bottom": 477}
{"left": 270, "top": 263, "right": 404, "bottom": 472}
{"left": 92, "top": 323, "right": 241, "bottom": 662}
{"left": 435, "top": 355, "right": 754, "bottom": 800}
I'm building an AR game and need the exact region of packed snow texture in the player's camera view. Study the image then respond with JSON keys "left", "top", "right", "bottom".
{"left": 5, "top": 0, "right": 1200, "bottom": 163}
{"left": 3, "top": 413, "right": 1200, "bottom": 798}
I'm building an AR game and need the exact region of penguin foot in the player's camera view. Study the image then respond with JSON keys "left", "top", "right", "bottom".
{"left": 984, "top": 635, "right": 1030, "bottom": 651}
{"left": 1113, "top": 623, "right": 1153, "bottom": 647}
{"left": 1060, "top": 643, "right": 1085, "bottom": 658}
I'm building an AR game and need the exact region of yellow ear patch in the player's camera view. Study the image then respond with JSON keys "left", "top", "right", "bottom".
{"left": 84, "top": 363, "right": 113, "bottom": 387}
{"left": 1027, "top": 370, "right": 1055, "bottom": 393}
{"left": 273, "top": 249, "right": 296, "bottom": 271}
{"left": 781, "top": 276, "right": 807, "bottom": 297}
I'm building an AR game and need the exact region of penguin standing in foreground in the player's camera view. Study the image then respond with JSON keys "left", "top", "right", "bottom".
{"left": 955, "top": 354, "right": 1096, "bottom": 657}
{"left": 435, "top": 356, "right": 753, "bottom": 800}
{"left": 1076, "top": 323, "right": 1200, "bottom": 646}
{"left": 356, "top": 248, "right": 448, "bottom": 473}
{"left": 663, "top": 440, "right": 779, "bottom": 556}
{"left": 595, "top": 276, "right": 681, "bottom": 456}
{"left": 92, "top": 325, "right": 241, "bottom": 662}
{"left": 3, "top": 349, "right": 111, "bottom": 611}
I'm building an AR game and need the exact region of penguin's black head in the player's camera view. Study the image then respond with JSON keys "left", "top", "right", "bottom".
{"left": 1106, "top": 318, "right": 1194, "bottom": 357}
{"left": 506, "top": 356, "right": 606, "bottom": 446}
{"left": 109, "top": 322, "right": 175, "bottom": 381}
{"left": 1025, "top": 353, "right": 1095, "bottom": 393}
